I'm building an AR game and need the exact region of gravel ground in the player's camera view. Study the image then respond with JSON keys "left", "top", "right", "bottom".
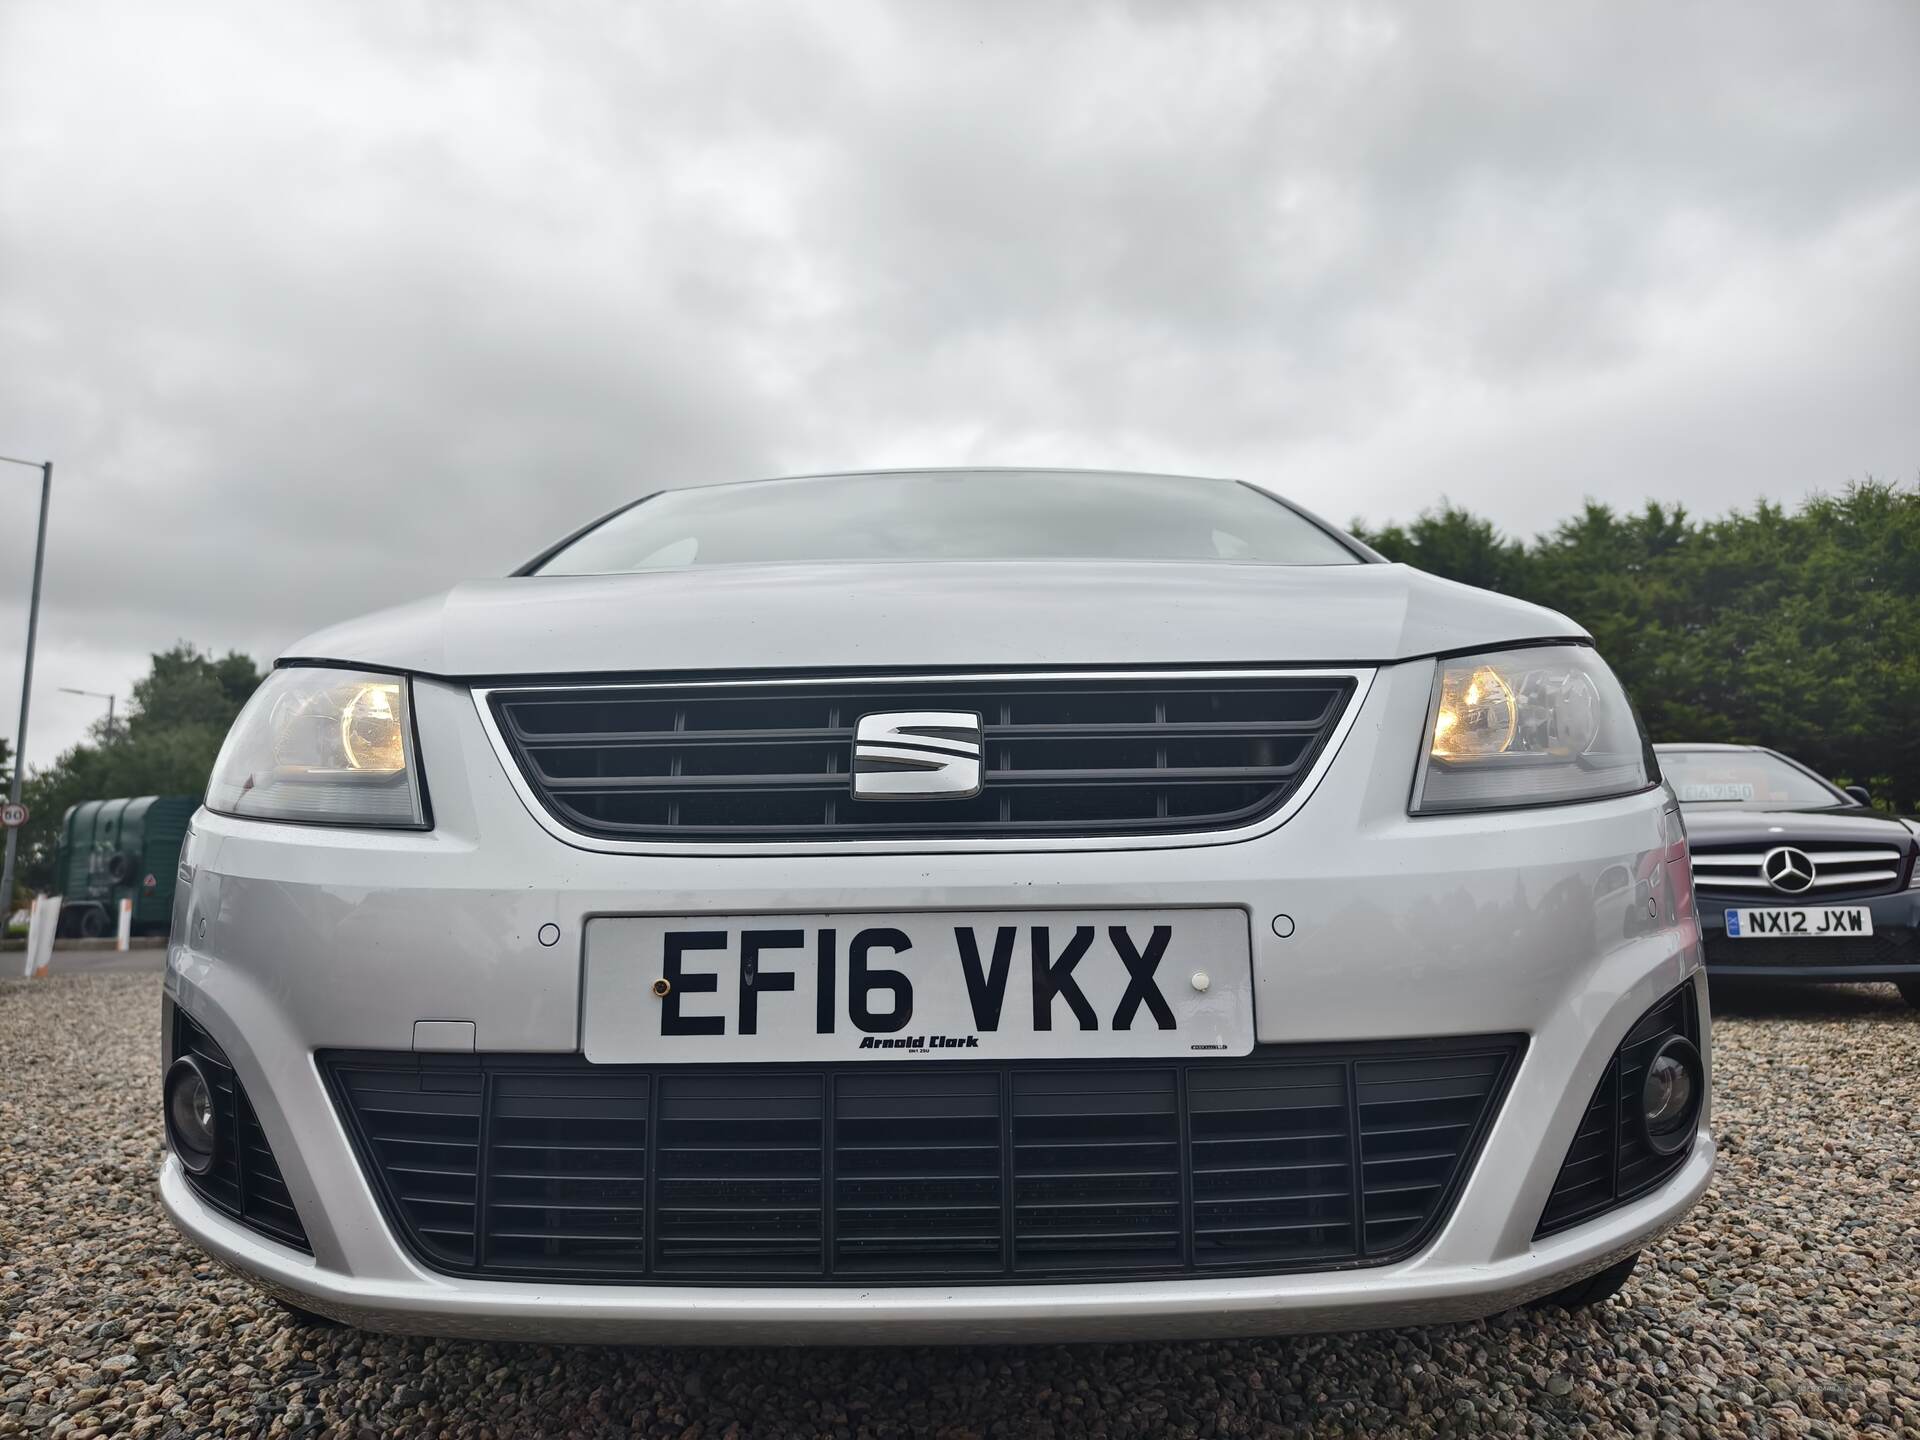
{"left": 2, "top": 973, "right": 1915, "bottom": 1439}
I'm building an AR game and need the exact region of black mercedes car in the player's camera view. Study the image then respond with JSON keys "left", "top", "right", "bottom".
{"left": 1659, "top": 744, "right": 1920, "bottom": 1004}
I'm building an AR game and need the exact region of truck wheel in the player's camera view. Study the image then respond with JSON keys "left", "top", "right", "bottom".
{"left": 1529, "top": 1252, "right": 1640, "bottom": 1311}
{"left": 77, "top": 906, "right": 108, "bottom": 940}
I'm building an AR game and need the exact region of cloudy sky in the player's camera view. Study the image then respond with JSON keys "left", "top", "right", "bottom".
{"left": 2, "top": 0, "right": 1917, "bottom": 769}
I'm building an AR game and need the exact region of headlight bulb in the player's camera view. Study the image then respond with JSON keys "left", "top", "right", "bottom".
{"left": 341, "top": 684, "right": 406, "bottom": 772}
{"left": 1430, "top": 664, "right": 1517, "bottom": 760}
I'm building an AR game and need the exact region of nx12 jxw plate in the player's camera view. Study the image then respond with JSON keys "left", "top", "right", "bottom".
{"left": 1724, "top": 906, "right": 1873, "bottom": 939}
{"left": 581, "top": 908, "right": 1254, "bottom": 1064}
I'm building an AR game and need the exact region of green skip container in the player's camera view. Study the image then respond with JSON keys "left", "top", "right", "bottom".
{"left": 54, "top": 795, "right": 199, "bottom": 939}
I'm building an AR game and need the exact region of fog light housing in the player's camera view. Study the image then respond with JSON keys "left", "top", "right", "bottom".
{"left": 165, "top": 1056, "right": 218, "bottom": 1176}
{"left": 1639, "top": 1037, "right": 1702, "bottom": 1156}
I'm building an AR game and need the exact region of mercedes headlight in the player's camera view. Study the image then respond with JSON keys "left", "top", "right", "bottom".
{"left": 206, "top": 667, "right": 426, "bottom": 827}
{"left": 1411, "top": 645, "right": 1656, "bottom": 814}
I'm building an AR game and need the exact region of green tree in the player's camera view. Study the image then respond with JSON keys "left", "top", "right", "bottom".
{"left": 15, "top": 644, "right": 262, "bottom": 892}
{"left": 125, "top": 646, "right": 261, "bottom": 736}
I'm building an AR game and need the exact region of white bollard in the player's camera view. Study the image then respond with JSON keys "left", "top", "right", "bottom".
{"left": 116, "top": 896, "right": 134, "bottom": 952}
{"left": 37, "top": 897, "right": 62, "bottom": 975}
{"left": 22, "top": 895, "right": 41, "bottom": 979}
{"left": 24, "top": 894, "right": 62, "bottom": 977}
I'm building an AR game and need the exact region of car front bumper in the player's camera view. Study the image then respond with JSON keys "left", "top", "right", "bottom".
{"left": 159, "top": 662, "right": 1712, "bottom": 1342}
{"left": 1696, "top": 894, "right": 1920, "bottom": 981}
{"left": 161, "top": 1139, "right": 1712, "bottom": 1343}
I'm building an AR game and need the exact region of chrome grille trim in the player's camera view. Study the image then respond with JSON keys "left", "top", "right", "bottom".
{"left": 1694, "top": 871, "right": 1901, "bottom": 891}
{"left": 1694, "top": 849, "right": 1898, "bottom": 866}
{"left": 1690, "top": 841, "right": 1909, "bottom": 899}
{"left": 474, "top": 668, "right": 1374, "bottom": 855}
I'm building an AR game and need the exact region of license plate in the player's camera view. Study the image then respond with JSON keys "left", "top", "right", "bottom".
{"left": 582, "top": 909, "right": 1254, "bottom": 1063}
{"left": 1724, "top": 906, "right": 1874, "bottom": 939}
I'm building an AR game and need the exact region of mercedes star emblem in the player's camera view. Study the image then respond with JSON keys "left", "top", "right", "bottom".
{"left": 1760, "top": 845, "right": 1816, "bottom": 894}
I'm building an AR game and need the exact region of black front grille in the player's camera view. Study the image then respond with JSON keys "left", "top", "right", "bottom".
{"left": 486, "top": 672, "right": 1356, "bottom": 841}
{"left": 171, "top": 1007, "right": 310, "bottom": 1253}
{"left": 1536, "top": 982, "right": 1700, "bottom": 1237}
{"left": 324, "top": 1039, "right": 1521, "bottom": 1285}
{"left": 1704, "top": 927, "right": 1915, "bottom": 970}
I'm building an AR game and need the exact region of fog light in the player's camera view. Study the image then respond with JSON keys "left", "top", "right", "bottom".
{"left": 165, "top": 1056, "right": 218, "bottom": 1176}
{"left": 1639, "top": 1037, "right": 1702, "bottom": 1156}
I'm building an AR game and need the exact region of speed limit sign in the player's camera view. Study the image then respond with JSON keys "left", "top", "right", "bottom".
{"left": 0, "top": 801, "right": 28, "bottom": 829}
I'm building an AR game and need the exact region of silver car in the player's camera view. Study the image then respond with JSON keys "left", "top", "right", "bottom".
{"left": 159, "top": 469, "right": 1710, "bottom": 1343}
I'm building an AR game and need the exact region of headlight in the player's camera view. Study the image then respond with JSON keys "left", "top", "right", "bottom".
{"left": 1410, "top": 645, "right": 1656, "bottom": 814}
{"left": 205, "top": 667, "right": 426, "bottom": 827}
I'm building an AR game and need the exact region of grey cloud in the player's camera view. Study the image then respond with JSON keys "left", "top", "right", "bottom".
{"left": 1, "top": 0, "right": 1916, "bottom": 768}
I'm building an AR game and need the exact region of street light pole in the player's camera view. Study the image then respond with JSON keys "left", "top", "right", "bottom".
{"left": 59, "top": 687, "right": 116, "bottom": 741}
{"left": 1, "top": 455, "right": 53, "bottom": 923}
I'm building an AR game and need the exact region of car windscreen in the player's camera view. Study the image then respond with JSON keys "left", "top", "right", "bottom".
{"left": 529, "top": 472, "right": 1363, "bottom": 574}
{"left": 1658, "top": 749, "right": 1846, "bottom": 808}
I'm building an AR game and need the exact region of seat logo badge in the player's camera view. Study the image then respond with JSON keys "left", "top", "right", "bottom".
{"left": 852, "top": 712, "right": 984, "bottom": 800}
{"left": 1761, "top": 845, "right": 1816, "bottom": 894}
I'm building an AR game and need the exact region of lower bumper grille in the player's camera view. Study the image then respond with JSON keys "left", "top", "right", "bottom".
{"left": 1704, "top": 927, "right": 1914, "bottom": 970}
{"left": 171, "top": 1005, "right": 310, "bottom": 1253}
{"left": 325, "top": 1039, "right": 1522, "bottom": 1285}
{"left": 1536, "top": 981, "right": 1701, "bottom": 1237}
